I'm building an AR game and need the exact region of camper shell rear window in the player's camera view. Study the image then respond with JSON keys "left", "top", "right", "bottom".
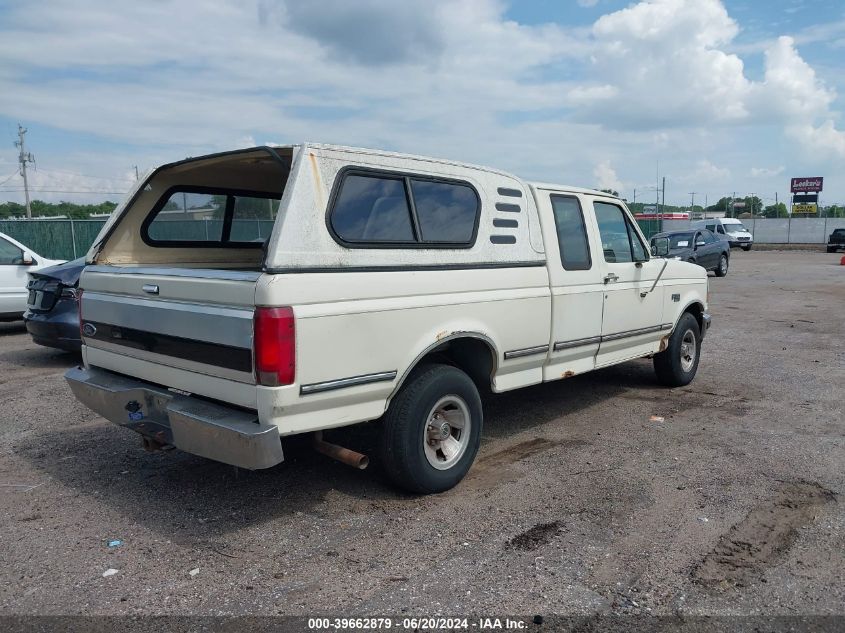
{"left": 141, "top": 186, "right": 281, "bottom": 248}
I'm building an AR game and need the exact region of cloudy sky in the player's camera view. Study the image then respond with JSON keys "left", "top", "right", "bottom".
{"left": 0, "top": 0, "right": 843, "bottom": 208}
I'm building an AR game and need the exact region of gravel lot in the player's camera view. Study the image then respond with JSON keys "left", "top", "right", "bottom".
{"left": 1, "top": 250, "right": 843, "bottom": 618}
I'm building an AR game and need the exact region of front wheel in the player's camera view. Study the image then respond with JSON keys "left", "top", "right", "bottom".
{"left": 380, "top": 364, "right": 482, "bottom": 494}
{"left": 654, "top": 313, "right": 701, "bottom": 387}
{"left": 714, "top": 253, "right": 729, "bottom": 277}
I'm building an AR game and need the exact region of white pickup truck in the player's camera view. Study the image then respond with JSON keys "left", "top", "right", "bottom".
{"left": 66, "top": 144, "right": 710, "bottom": 493}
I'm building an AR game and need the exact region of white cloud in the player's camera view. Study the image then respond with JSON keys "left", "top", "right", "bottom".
{"left": 750, "top": 166, "right": 785, "bottom": 178}
{"left": 674, "top": 160, "right": 730, "bottom": 185}
{"left": 585, "top": 0, "right": 750, "bottom": 127}
{"left": 788, "top": 119, "right": 845, "bottom": 158}
{"left": 593, "top": 160, "right": 623, "bottom": 192}
{"left": 755, "top": 36, "right": 834, "bottom": 121}
{"left": 578, "top": 1, "right": 845, "bottom": 159}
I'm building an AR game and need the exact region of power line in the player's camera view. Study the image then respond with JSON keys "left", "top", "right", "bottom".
{"left": 0, "top": 172, "right": 19, "bottom": 188}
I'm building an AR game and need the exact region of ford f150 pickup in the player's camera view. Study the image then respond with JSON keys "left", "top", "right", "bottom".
{"left": 66, "top": 144, "right": 710, "bottom": 493}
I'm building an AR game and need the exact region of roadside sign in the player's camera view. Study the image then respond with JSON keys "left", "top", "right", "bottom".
{"left": 792, "top": 203, "right": 817, "bottom": 214}
{"left": 790, "top": 177, "right": 823, "bottom": 193}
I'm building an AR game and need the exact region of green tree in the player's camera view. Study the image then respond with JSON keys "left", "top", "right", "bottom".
{"left": 0, "top": 199, "right": 118, "bottom": 219}
{"left": 763, "top": 202, "right": 788, "bottom": 218}
{"left": 706, "top": 197, "right": 733, "bottom": 217}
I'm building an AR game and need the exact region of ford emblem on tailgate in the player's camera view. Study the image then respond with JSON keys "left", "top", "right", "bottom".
{"left": 82, "top": 323, "right": 97, "bottom": 337}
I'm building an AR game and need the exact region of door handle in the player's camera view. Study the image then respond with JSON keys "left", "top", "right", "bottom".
{"left": 603, "top": 273, "right": 619, "bottom": 284}
{"left": 142, "top": 284, "right": 160, "bottom": 295}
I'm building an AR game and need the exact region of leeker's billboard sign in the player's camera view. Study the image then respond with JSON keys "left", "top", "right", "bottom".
{"left": 790, "top": 177, "right": 823, "bottom": 193}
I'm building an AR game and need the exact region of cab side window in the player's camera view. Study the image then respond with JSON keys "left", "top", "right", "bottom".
{"left": 594, "top": 201, "right": 648, "bottom": 263}
{"left": 702, "top": 230, "right": 717, "bottom": 244}
{"left": 0, "top": 238, "right": 23, "bottom": 265}
{"left": 550, "top": 195, "right": 591, "bottom": 270}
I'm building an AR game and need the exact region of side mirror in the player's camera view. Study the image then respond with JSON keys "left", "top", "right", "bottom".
{"left": 695, "top": 240, "right": 706, "bottom": 248}
{"left": 21, "top": 252, "right": 34, "bottom": 265}
{"left": 651, "top": 237, "right": 669, "bottom": 257}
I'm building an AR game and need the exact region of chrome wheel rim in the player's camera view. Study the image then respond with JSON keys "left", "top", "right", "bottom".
{"left": 423, "top": 395, "right": 471, "bottom": 470}
{"left": 720, "top": 256, "right": 727, "bottom": 274}
{"left": 680, "top": 329, "right": 697, "bottom": 372}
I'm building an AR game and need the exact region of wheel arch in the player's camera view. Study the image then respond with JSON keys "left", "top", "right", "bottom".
{"left": 678, "top": 300, "right": 706, "bottom": 333}
{"left": 387, "top": 332, "right": 499, "bottom": 406}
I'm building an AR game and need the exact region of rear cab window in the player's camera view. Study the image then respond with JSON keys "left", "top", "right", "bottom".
{"left": 549, "top": 195, "right": 591, "bottom": 270}
{"left": 328, "top": 169, "right": 480, "bottom": 248}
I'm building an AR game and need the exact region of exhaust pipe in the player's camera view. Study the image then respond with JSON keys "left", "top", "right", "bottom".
{"left": 313, "top": 431, "right": 369, "bottom": 470}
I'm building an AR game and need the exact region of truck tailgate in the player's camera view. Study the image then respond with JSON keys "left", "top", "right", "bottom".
{"left": 79, "top": 266, "right": 261, "bottom": 407}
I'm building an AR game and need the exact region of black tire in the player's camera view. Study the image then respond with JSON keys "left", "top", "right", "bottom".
{"left": 827, "top": 246, "right": 836, "bottom": 253}
{"left": 741, "top": 245, "right": 752, "bottom": 251}
{"left": 714, "top": 253, "right": 729, "bottom": 277}
{"left": 653, "top": 312, "right": 701, "bottom": 387}
{"left": 380, "top": 364, "right": 482, "bottom": 494}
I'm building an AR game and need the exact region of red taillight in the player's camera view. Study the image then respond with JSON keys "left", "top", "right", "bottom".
{"left": 254, "top": 306, "right": 295, "bottom": 386}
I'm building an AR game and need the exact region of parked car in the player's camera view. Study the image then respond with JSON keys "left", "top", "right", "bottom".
{"left": 827, "top": 228, "right": 845, "bottom": 253}
{"left": 23, "top": 257, "right": 85, "bottom": 352}
{"left": 692, "top": 218, "right": 753, "bottom": 250}
{"left": 0, "top": 232, "right": 63, "bottom": 321}
{"left": 650, "top": 229, "right": 730, "bottom": 277}
{"left": 65, "top": 144, "right": 710, "bottom": 494}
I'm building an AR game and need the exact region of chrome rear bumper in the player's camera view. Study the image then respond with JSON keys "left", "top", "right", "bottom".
{"left": 65, "top": 366, "right": 283, "bottom": 470}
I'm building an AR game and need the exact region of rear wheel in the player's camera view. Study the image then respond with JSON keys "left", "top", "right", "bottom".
{"left": 714, "top": 253, "right": 729, "bottom": 277}
{"left": 380, "top": 364, "right": 482, "bottom": 494}
{"left": 654, "top": 313, "right": 701, "bottom": 387}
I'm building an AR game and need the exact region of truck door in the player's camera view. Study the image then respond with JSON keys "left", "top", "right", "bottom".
{"left": 590, "top": 200, "right": 668, "bottom": 368}
{"left": 536, "top": 192, "right": 604, "bottom": 380}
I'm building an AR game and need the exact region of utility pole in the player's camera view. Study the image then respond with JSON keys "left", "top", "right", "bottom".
{"left": 15, "top": 124, "right": 35, "bottom": 218}
{"left": 632, "top": 188, "right": 636, "bottom": 204}
{"left": 688, "top": 192, "right": 696, "bottom": 216}
{"left": 661, "top": 176, "right": 666, "bottom": 213}
{"left": 133, "top": 165, "right": 140, "bottom": 181}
